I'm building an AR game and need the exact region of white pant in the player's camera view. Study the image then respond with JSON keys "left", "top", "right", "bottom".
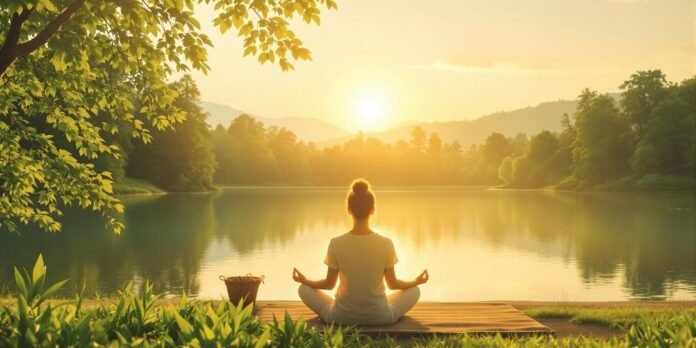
{"left": 298, "top": 284, "right": 420, "bottom": 325}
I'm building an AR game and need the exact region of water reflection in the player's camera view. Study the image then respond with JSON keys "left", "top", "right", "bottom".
{"left": 0, "top": 188, "right": 693, "bottom": 300}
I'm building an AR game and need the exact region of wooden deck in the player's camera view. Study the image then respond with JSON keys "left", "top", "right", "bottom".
{"left": 255, "top": 301, "right": 554, "bottom": 335}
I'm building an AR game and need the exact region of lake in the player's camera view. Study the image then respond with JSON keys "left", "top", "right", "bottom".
{"left": 1, "top": 188, "right": 694, "bottom": 301}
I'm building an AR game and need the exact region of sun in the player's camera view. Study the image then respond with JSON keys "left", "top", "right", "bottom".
{"left": 354, "top": 91, "right": 388, "bottom": 131}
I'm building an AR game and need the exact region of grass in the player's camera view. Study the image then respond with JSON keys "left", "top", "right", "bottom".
{"left": 113, "top": 177, "right": 165, "bottom": 195}
{"left": 525, "top": 305, "right": 696, "bottom": 329}
{"left": 1, "top": 256, "right": 695, "bottom": 347}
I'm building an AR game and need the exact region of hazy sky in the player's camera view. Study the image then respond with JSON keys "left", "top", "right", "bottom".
{"left": 190, "top": 0, "right": 695, "bottom": 132}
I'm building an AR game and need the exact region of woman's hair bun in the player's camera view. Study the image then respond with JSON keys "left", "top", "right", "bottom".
{"left": 347, "top": 178, "right": 375, "bottom": 220}
{"left": 351, "top": 180, "right": 369, "bottom": 195}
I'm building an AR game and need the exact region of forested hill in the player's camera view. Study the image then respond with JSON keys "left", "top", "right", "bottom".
{"left": 321, "top": 99, "right": 577, "bottom": 149}
{"left": 202, "top": 101, "right": 351, "bottom": 143}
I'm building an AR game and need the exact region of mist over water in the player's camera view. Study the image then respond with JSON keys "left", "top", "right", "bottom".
{"left": 1, "top": 188, "right": 694, "bottom": 301}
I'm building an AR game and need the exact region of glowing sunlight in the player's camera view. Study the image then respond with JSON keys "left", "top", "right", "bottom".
{"left": 353, "top": 89, "right": 389, "bottom": 131}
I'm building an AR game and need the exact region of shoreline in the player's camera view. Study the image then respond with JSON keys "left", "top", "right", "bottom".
{"left": 3, "top": 297, "right": 693, "bottom": 308}
{"left": 212, "top": 185, "right": 695, "bottom": 193}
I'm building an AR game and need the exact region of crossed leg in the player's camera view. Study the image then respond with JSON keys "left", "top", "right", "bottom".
{"left": 298, "top": 284, "right": 334, "bottom": 322}
{"left": 388, "top": 286, "right": 420, "bottom": 321}
{"left": 299, "top": 284, "right": 420, "bottom": 324}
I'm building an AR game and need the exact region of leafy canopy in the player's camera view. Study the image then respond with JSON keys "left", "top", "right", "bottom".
{"left": 0, "top": 0, "right": 336, "bottom": 233}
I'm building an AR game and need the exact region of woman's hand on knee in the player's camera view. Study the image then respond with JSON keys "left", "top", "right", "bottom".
{"left": 293, "top": 268, "right": 307, "bottom": 284}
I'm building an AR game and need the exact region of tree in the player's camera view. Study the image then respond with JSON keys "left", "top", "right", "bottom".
{"left": 0, "top": 0, "right": 336, "bottom": 233}
{"left": 620, "top": 70, "right": 668, "bottom": 135}
{"left": 526, "top": 130, "right": 560, "bottom": 186}
{"left": 409, "top": 126, "right": 427, "bottom": 153}
{"left": 427, "top": 132, "right": 442, "bottom": 155}
{"left": 127, "top": 75, "right": 216, "bottom": 191}
{"left": 498, "top": 156, "right": 513, "bottom": 184}
{"left": 481, "top": 133, "right": 514, "bottom": 166}
{"left": 511, "top": 156, "right": 531, "bottom": 187}
{"left": 572, "top": 90, "right": 633, "bottom": 187}
{"left": 527, "top": 131, "right": 559, "bottom": 165}
{"left": 510, "top": 133, "right": 529, "bottom": 155}
{"left": 631, "top": 144, "right": 659, "bottom": 175}
{"left": 631, "top": 94, "right": 694, "bottom": 175}
{"left": 266, "top": 126, "right": 310, "bottom": 184}
{"left": 215, "top": 115, "right": 277, "bottom": 184}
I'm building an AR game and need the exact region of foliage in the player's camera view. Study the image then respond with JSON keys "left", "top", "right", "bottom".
{"left": 498, "top": 71, "right": 695, "bottom": 191}
{"left": 0, "top": 0, "right": 336, "bottom": 234}
{"left": 127, "top": 75, "right": 216, "bottom": 192}
{"left": 112, "top": 177, "right": 164, "bottom": 195}
{"left": 212, "top": 118, "right": 472, "bottom": 186}
{"left": 213, "top": 114, "right": 279, "bottom": 184}
{"left": 552, "top": 176, "right": 579, "bottom": 191}
{"left": 498, "top": 156, "right": 513, "bottom": 184}
{"left": 631, "top": 92, "right": 695, "bottom": 177}
{"left": 211, "top": 69, "right": 694, "bottom": 190}
{"left": 572, "top": 90, "right": 634, "bottom": 187}
{"left": 635, "top": 174, "right": 696, "bottom": 191}
{"left": 619, "top": 70, "right": 669, "bottom": 136}
{"left": 2, "top": 256, "right": 696, "bottom": 347}
{"left": 1, "top": 254, "right": 362, "bottom": 347}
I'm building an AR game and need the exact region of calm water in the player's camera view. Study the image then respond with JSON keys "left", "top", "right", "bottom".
{"left": 1, "top": 188, "right": 694, "bottom": 301}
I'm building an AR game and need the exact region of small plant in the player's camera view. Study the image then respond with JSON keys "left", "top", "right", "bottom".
{"left": 625, "top": 311, "right": 696, "bottom": 347}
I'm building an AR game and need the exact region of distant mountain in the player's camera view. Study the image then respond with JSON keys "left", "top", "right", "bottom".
{"left": 202, "top": 101, "right": 247, "bottom": 127}
{"left": 320, "top": 99, "right": 578, "bottom": 149}
{"left": 202, "top": 101, "right": 352, "bottom": 143}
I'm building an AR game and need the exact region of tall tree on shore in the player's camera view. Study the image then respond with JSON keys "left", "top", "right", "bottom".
{"left": 0, "top": 0, "right": 336, "bottom": 233}
{"left": 219, "top": 115, "right": 277, "bottom": 184}
{"left": 572, "top": 90, "right": 633, "bottom": 187}
{"left": 127, "top": 75, "right": 216, "bottom": 191}
{"left": 620, "top": 70, "right": 669, "bottom": 136}
{"left": 630, "top": 89, "right": 694, "bottom": 176}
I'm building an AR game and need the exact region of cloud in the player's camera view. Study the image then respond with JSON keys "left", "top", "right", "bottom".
{"left": 407, "top": 60, "right": 621, "bottom": 75}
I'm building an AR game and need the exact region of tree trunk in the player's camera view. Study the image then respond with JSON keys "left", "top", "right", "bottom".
{"left": 0, "top": 0, "right": 85, "bottom": 78}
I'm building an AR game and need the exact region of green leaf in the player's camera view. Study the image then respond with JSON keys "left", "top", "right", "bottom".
{"left": 39, "top": 279, "right": 69, "bottom": 302}
{"left": 174, "top": 311, "right": 193, "bottom": 335}
{"left": 14, "top": 267, "right": 28, "bottom": 298}
{"left": 32, "top": 255, "right": 45, "bottom": 283}
{"left": 255, "top": 327, "right": 271, "bottom": 348}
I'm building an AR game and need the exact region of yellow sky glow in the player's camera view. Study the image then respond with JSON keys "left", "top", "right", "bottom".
{"left": 189, "top": 0, "right": 695, "bottom": 132}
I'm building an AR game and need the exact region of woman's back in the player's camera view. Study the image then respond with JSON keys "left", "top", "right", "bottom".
{"left": 325, "top": 232, "right": 398, "bottom": 319}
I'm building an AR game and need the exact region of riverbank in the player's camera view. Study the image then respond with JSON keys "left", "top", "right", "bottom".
{"left": 113, "top": 177, "right": 221, "bottom": 195}
{"left": 495, "top": 173, "right": 696, "bottom": 192}
{"left": 113, "top": 177, "right": 165, "bottom": 195}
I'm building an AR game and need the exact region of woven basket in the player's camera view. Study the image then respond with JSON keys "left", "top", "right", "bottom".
{"left": 219, "top": 274, "right": 264, "bottom": 308}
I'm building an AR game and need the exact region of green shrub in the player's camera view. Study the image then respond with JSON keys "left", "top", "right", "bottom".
{"left": 595, "top": 175, "right": 637, "bottom": 191}
{"left": 552, "top": 176, "right": 579, "bottom": 190}
{"left": 113, "top": 177, "right": 165, "bottom": 195}
{"left": 636, "top": 174, "right": 696, "bottom": 190}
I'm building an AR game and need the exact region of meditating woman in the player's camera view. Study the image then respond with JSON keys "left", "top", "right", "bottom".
{"left": 292, "top": 179, "right": 429, "bottom": 325}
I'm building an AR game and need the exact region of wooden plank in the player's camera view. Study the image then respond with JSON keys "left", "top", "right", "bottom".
{"left": 255, "top": 301, "right": 554, "bottom": 335}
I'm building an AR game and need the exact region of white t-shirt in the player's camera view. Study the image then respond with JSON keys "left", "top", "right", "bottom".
{"left": 324, "top": 232, "right": 399, "bottom": 324}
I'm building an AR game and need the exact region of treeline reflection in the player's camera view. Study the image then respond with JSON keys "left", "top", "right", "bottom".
{"left": 0, "top": 189, "right": 693, "bottom": 300}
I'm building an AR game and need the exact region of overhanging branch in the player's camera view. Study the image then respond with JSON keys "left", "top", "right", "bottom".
{"left": 0, "top": 0, "right": 86, "bottom": 77}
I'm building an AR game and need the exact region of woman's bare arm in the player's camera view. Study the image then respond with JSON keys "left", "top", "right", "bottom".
{"left": 292, "top": 267, "right": 338, "bottom": 290}
{"left": 384, "top": 267, "right": 429, "bottom": 290}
